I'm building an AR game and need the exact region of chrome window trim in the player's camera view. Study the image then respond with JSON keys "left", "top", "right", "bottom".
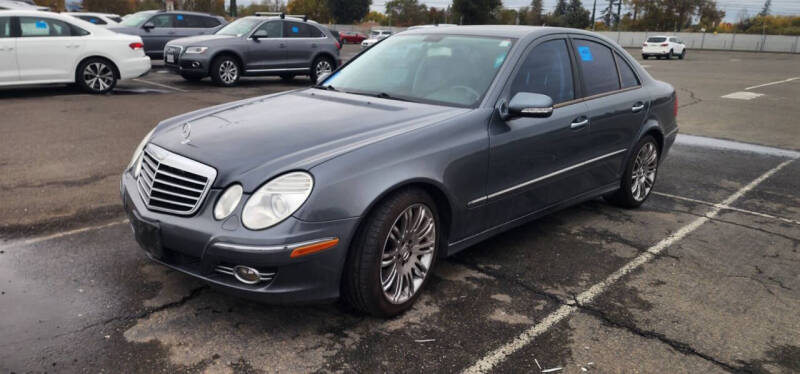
{"left": 245, "top": 19, "right": 328, "bottom": 40}
{"left": 468, "top": 148, "right": 627, "bottom": 207}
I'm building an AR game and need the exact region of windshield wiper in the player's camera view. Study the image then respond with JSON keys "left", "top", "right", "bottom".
{"left": 313, "top": 85, "right": 338, "bottom": 92}
{"left": 347, "top": 90, "right": 417, "bottom": 103}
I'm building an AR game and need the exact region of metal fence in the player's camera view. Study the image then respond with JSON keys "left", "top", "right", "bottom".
{"left": 327, "top": 24, "right": 800, "bottom": 54}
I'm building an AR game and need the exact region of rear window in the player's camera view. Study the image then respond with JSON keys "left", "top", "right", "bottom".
{"left": 573, "top": 39, "right": 621, "bottom": 96}
{"left": 615, "top": 52, "right": 640, "bottom": 88}
{"left": 77, "top": 15, "right": 106, "bottom": 25}
{"left": 647, "top": 37, "right": 666, "bottom": 43}
{"left": 109, "top": 16, "right": 122, "bottom": 23}
{"left": 308, "top": 25, "right": 324, "bottom": 38}
{"left": 284, "top": 21, "right": 309, "bottom": 37}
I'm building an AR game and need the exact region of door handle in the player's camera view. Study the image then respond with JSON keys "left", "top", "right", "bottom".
{"left": 631, "top": 102, "right": 645, "bottom": 112}
{"left": 570, "top": 117, "right": 589, "bottom": 130}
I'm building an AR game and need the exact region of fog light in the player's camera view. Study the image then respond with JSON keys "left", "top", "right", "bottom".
{"left": 192, "top": 61, "right": 201, "bottom": 68}
{"left": 233, "top": 265, "right": 261, "bottom": 284}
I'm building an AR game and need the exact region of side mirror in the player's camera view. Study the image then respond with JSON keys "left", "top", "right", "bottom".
{"left": 142, "top": 22, "right": 155, "bottom": 31}
{"left": 316, "top": 72, "right": 332, "bottom": 85}
{"left": 252, "top": 30, "right": 268, "bottom": 40}
{"left": 507, "top": 92, "right": 554, "bottom": 119}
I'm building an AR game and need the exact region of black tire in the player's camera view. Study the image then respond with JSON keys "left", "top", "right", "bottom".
{"left": 280, "top": 73, "right": 295, "bottom": 82}
{"left": 604, "top": 135, "right": 660, "bottom": 209}
{"left": 679, "top": 50, "right": 686, "bottom": 60}
{"left": 342, "top": 188, "right": 441, "bottom": 317}
{"left": 76, "top": 58, "right": 117, "bottom": 94}
{"left": 668, "top": 49, "right": 674, "bottom": 59}
{"left": 310, "top": 55, "right": 335, "bottom": 83}
{"left": 642, "top": 54, "right": 648, "bottom": 60}
{"left": 181, "top": 73, "right": 204, "bottom": 82}
{"left": 210, "top": 55, "right": 240, "bottom": 87}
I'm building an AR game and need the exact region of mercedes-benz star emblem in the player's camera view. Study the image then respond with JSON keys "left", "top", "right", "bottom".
{"left": 181, "top": 122, "right": 191, "bottom": 144}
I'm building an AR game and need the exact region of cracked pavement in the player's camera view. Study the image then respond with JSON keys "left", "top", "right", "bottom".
{"left": 1, "top": 48, "right": 800, "bottom": 373}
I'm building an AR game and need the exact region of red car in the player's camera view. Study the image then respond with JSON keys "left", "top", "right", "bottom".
{"left": 340, "top": 31, "right": 367, "bottom": 44}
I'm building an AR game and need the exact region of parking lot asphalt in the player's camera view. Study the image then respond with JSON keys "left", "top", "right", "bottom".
{"left": 1, "top": 46, "right": 799, "bottom": 373}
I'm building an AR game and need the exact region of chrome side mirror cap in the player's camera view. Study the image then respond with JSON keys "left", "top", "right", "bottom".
{"left": 508, "top": 92, "right": 554, "bottom": 118}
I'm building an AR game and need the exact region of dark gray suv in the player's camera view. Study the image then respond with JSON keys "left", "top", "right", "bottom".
{"left": 109, "top": 10, "right": 226, "bottom": 58}
{"left": 163, "top": 14, "right": 341, "bottom": 86}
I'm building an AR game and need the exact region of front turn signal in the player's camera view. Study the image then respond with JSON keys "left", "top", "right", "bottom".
{"left": 290, "top": 238, "right": 339, "bottom": 259}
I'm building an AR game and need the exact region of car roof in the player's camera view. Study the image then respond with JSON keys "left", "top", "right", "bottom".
{"left": 241, "top": 15, "right": 319, "bottom": 24}
{"left": 402, "top": 25, "right": 624, "bottom": 41}
{"left": 64, "top": 12, "right": 119, "bottom": 17}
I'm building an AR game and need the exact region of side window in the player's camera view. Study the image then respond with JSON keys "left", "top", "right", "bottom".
{"left": 510, "top": 39, "right": 575, "bottom": 104}
{"left": 283, "top": 21, "right": 309, "bottom": 37}
{"left": 573, "top": 39, "right": 620, "bottom": 96}
{"left": 615, "top": 52, "right": 640, "bottom": 88}
{"left": 78, "top": 16, "right": 106, "bottom": 25}
{"left": 149, "top": 14, "right": 174, "bottom": 28}
{"left": 202, "top": 17, "right": 221, "bottom": 28}
{"left": 20, "top": 17, "right": 73, "bottom": 37}
{"left": 255, "top": 21, "right": 282, "bottom": 38}
{"left": 178, "top": 15, "right": 206, "bottom": 28}
{"left": 0, "top": 17, "right": 10, "bottom": 38}
{"left": 308, "top": 25, "right": 324, "bottom": 38}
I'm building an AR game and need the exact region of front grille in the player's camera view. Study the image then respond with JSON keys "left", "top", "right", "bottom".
{"left": 137, "top": 144, "right": 217, "bottom": 216}
{"left": 164, "top": 46, "right": 182, "bottom": 65}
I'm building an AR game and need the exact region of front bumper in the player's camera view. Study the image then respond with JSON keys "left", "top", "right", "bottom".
{"left": 121, "top": 171, "right": 360, "bottom": 304}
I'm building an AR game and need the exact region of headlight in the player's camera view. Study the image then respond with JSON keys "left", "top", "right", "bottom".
{"left": 185, "top": 47, "right": 208, "bottom": 54}
{"left": 214, "top": 184, "right": 243, "bottom": 220}
{"left": 241, "top": 172, "right": 314, "bottom": 230}
{"left": 127, "top": 128, "right": 155, "bottom": 177}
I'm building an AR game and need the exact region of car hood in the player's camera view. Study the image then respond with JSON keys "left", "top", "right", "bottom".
{"left": 167, "top": 34, "right": 237, "bottom": 47}
{"left": 149, "top": 89, "right": 469, "bottom": 190}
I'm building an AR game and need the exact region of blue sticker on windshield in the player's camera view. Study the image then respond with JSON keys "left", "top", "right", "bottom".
{"left": 35, "top": 20, "right": 47, "bottom": 29}
{"left": 90, "top": 18, "right": 98, "bottom": 23}
{"left": 577, "top": 46, "right": 593, "bottom": 61}
{"left": 177, "top": 15, "right": 184, "bottom": 20}
{"left": 494, "top": 54, "right": 506, "bottom": 68}
{"left": 292, "top": 26, "right": 299, "bottom": 33}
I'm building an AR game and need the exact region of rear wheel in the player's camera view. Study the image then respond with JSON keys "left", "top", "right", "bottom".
{"left": 642, "top": 54, "right": 648, "bottom": 60}
{"left": 310, "top": 56, "right": 334, "bottom": 83}
{"left": 76, "top": 58, "right": 117, "bottom": 94}
{"left": 605, "top": 136, "right": 660, "bottom": 208}
{"left": 210, "top": 56, "right": 240, "bottom": 87}
{"left": 343, "top": 188, "right": 440, "bottom": 317}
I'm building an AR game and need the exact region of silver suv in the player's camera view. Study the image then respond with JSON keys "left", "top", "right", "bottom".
{"left": 163, "top": 14, "right": 341, "bottom": 86}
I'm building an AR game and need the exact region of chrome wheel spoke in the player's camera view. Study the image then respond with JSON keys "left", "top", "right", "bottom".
{"left": 380, "top": 203, "right": 436, "bottom": 304}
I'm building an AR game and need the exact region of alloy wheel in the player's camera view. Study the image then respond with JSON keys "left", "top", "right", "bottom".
{"left": 631, "top": 142, "right": 658, "bottom": 202}
{"left": 219, "top": 60, "right": 238, "bottom": 84}
{"left": 315, "top": 60, "right": 333, "bottom": 77}
{"left": 83, "top": 62, "right": 114, "bottom": 92}
{"left": 380, "top": 203, "right": 436, "bottom": 305}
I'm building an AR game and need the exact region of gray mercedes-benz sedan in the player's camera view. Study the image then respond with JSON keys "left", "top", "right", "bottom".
{"left": 121, "top": 26, "right": 677, "bottom": 317}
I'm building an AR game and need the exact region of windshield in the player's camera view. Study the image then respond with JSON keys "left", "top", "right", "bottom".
{"left": 119, "top": 11, "right": 154, "bottom": 27}
{"left": 323, "top": 34, "right": 514, "bottom": 107}
{"left": 216, "top": 18, "right": 261, "bottom": 37}
{"left": 647, "top": 37, "right": 667, "bottom": 43}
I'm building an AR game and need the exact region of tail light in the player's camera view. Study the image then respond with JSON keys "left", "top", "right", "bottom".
{"left": 335, "top": 40, "right": 341, "bottom": 50}
{"left": 129, "top": 42, "right": 144, "bottom": 50}
{"left": 660, "top": 43, "right": 669, "bottom": 47}
{"left": 643, "top": 42, "right": 647, "bottom": 46}
{"left": 673, "top": 95, "right": 678, "bottom": 117}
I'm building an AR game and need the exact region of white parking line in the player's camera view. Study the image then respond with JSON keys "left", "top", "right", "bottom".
{"left": 132, "top": 78, "right": 187, "bottom": 93}
{"left": 0, "top": 219, "right": 129, "bottom": 249}
{"left": 721, "top": 91, "right": 764, "bottom": 100}
{"left": 461, "top": 159, "right": 794, "bottom": 374}
{"left": 653, "top": 191, "right": 800, "bottom": 226}
{"left": 745, "top": 77, "right": 799, "bottom": 91}
{"left": 675, "top": 134, "right": 800, "bottom": 159}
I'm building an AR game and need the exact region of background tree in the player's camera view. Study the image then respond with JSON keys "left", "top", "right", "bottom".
{"left": 327, "top": 0, "right": 370, "bottom": 23}
{"left": 82, "top": 0, "right": 135, "bottom": 13}
{"left": 364, "top": 10, "right": 388, "bottom": 24}
{"left": 230, "top": 0, "right": 237, "bottom": 16}
{"left": 529, "top": 0, "right": 544, "bottom": 25}
{"left": 494, "top": 8, "right": 518, "bottom": 24}
{"left": 287, "top": 0, "right": 330, "bottom": 22}
{"left": 564, "top": 0, "right": 590, "bottom": 28}
{"left": 759, "top": 0, "right": 771, "bottom": 17}
{"left": 451, "top": 0, "right": 501, "bottom": 25}
{"left": 182, "top": 0, "right": 225, "bottom": 15}
{"left": 385, "top": 0, "right": 428, "bottom": 26}
{"left": 33, "top": 0, "right": 65, "bottom": 11}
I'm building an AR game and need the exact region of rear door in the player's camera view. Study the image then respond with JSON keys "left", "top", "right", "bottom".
{"left": 486, "top": 36, "right": 593, "bottom": 226}
{"left": 175, "top": 14, "right": 218, "bottom": 37}
{"left": 245, "top": 20, "right": 287, "bottom": 71}
{"left": 571, "top": 37, "right": 648, "bottom": 186}
{"left": 282, "top": 21, "right": 323, "bottom": 69}
{"left": 0, "top": 16, "right": 18, "bottom": 83}
{"left": 16, "top": 16, "right": 86, "bottom": 82}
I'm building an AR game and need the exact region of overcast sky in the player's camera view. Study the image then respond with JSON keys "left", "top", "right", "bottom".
{"left": 232, "top": 0, "right": 800, "bottom": 22}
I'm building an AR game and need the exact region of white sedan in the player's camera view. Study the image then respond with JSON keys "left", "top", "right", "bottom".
{"left": 642, "top": 35, "right": 686, "bottom": 60}
{"left": 63, "top": 12, "right": 123, "bottom": 27}
{"left": 361, "top": 29, "right": 393, "bottom": 48}
{"left": 0, "top": 10, "right": 151, "bottom": 94}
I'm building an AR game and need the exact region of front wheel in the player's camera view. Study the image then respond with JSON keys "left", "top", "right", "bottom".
{"left": 605, "top": 136, "right": 660, "bottom": 208}
{"left": 210, "top": 56, "right": 240, "bottom": 87}
{"left": 343, "top": 188, "right": 440, "bottom": 317}
{"left": 310, "top": 56, "right": 334, "bottom": 83}
{"left": 76, "top": 58, "right": 117, "bottom": 94}
{"left": 679, "top": 50, "right": 686, "bottom": 60}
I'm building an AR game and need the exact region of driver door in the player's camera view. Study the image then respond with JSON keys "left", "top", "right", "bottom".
{"left": 141, "top": 13, "right": 176, "bottom": 56}
{"left": 245, "top": 20, "right": 287, "bottom": 71}
{"left": 0, "top": 16, "right": 18, "bottom": 83}
{"left": 485, "top": 37, "right": 594, "bottom": 227}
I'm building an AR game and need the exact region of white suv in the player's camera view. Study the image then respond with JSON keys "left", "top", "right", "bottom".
{"left": 642, "top": 36, "right": 686, "bottom": 60}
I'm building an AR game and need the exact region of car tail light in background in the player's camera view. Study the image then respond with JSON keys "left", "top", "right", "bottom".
{"left": 660, "top": 43, "right": 669, "bottom": 47}
{"left": 674, "top": 96, "right": 679, "bottom": 117}
{"left": 643, "top": 42, "right": 648, "bottom": 46}
{"left": 335, "top": 40, "right": 341, "bottom": 50}
{"left": 129, "top": 42, "right": 144, "bottom": 50}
